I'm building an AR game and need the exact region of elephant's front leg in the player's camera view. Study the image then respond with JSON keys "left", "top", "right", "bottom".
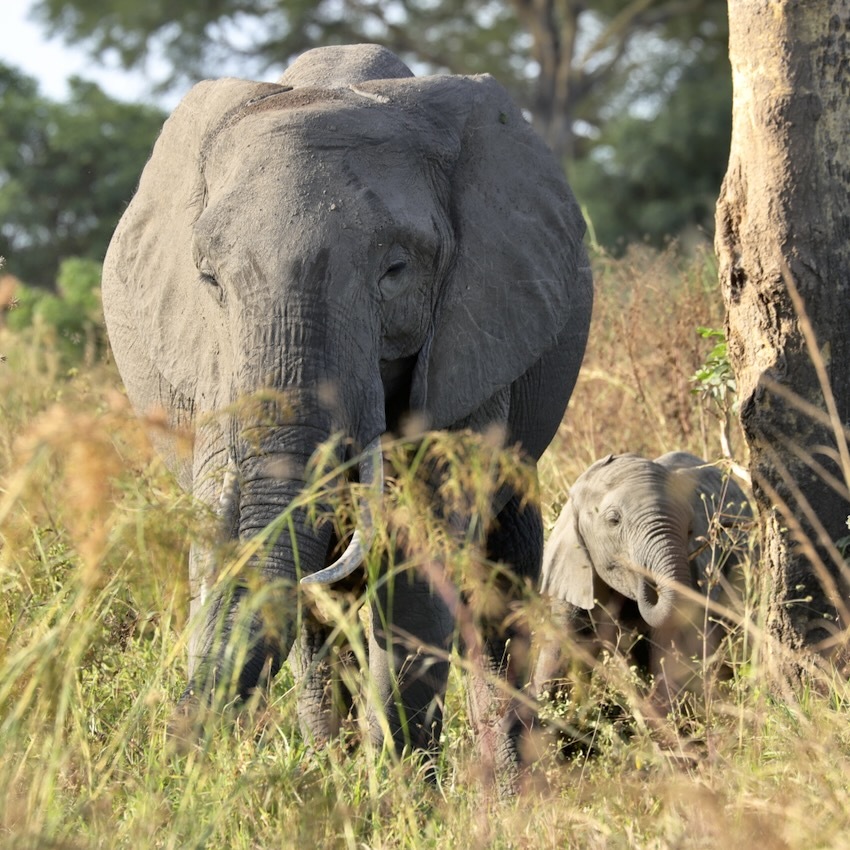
{"left": 186, "top": 422, "right": 237, "bottom": 679}
{"left": 529, "top": 598, "right": 580, "bottom": 698}
{"left": 367, "top": 563, "right": 455, "bottom": 760}
{"left": 466, "top": 492, "right": 543, "bottom": 794}
{"left": 288, "top": 610, "right": 360, "bottom": 748}
{"left": 647, "top": 603, "right": 708, "bottom": 715}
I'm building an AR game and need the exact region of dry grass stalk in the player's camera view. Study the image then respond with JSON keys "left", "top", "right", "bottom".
{"left": 2, "top": 247, "right": 850, "bottom": 848}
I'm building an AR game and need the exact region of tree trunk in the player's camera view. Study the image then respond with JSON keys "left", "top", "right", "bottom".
{"left": 715, "top": 2, "right": 850, "bottom": 668}
{"left": 511, "top": 0, "right": 581, "bottom": 162}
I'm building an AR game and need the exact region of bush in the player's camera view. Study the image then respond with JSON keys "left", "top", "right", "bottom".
{"left": 5, "top": 257, "right": 105, "bottom": 364}
{"left": 540, "top": 242, "right": 739, "bottom": 525}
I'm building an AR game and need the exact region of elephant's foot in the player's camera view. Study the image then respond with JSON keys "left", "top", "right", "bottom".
{"left": 165, "top": 690, "right": 216, "bottom": 755}
{"left": 167, "top": 637, "right": 280, "bottom": 756}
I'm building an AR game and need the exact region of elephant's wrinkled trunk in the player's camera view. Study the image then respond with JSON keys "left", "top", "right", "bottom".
{"left": 190, "top": 448, "right": 336, "bottom": 702}
{"left": 637, "top": 574, "right": 675, "bottom": 630}
{"left": 633, "top": 526, "right": 692, "bottom": 630}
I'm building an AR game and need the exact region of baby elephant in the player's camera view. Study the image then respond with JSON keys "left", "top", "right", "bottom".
{"left": 535, "top": 451, "right": 752, "bottom": 704}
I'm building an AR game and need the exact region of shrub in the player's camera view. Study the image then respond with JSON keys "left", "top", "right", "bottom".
{"left": 5, "top": 257, "right": 105, "bottom": 364}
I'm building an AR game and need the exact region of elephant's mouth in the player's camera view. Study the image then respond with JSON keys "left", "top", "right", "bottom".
{"left": 606, "top": 558, "right": 677, "bottom": 629}
{"left": 298, "top": 353, "right": 414, "bottom": 586}
{"left": 380, "top": 354, "right": 419, "bottom": 434}
{"left": 636, "top": 570, "right": 678, "bottom": 629}
{"left": 639, "top": 576, "right": 659, "bottom": 608}
{"left": 301, "top": 434, "right": 384, "bottom": 586}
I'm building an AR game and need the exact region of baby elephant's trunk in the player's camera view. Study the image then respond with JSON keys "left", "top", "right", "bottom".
{"left": 634, "top": 530, "right": 693, "bottom": 629}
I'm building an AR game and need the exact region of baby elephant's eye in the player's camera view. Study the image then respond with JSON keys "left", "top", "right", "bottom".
{"left": 605, "top": 508, "right": 622, "bottom": 527}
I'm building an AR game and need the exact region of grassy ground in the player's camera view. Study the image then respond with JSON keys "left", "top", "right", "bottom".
{"left": 2, "top": 246, "right": 850, "bottom": 849}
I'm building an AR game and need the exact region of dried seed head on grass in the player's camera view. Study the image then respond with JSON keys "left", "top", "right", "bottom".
{"left": 374, "top": 431, "right": 538, "bottom": 590}
{"left": 541, "top": 243, "right": 739, "bottom": 529}
{"left": 11, "top": 394, "right": 143, "bottom": 578}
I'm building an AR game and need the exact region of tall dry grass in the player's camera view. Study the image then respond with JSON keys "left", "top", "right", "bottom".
{"left": 1, "top": 247, "right": 850, "bottom": 849}
{"left": 540, "top": 244, "right": 734, "bottom": 516}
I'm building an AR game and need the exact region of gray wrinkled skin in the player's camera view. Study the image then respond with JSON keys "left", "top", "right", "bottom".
{"left": 536, "top": 451, "right": 752, "bottom": 701}
{"left": 103, "top": 44, "right": 592, "bottom": 786}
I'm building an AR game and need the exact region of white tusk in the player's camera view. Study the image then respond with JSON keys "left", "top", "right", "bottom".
{"left": 219, "top": 464, "right": 240, "bottom": 540}
{"left": 300, "top": 528, "right": 369, "bottom": 585}
{"left": 300, "top": 435, "right": 383, "bottom": 586}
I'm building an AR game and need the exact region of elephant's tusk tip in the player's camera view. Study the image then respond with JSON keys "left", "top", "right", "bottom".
{"left": 301, "top": 439, "right": 382, "bottom": 586}
{"left": 300, "top": 529, "right": 367, "bottom": 585}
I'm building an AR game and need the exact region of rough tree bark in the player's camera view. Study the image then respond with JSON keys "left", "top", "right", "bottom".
{"left": 715, "top": 2, "right": 850, "bottom": 667}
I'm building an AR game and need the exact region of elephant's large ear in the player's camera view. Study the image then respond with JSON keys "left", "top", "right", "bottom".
{"left": 670, "top": 461, "right": 753, "bottom": 570}
{"left": 658, "top": 453, "right": 723, "bottom": 547}
{"left": 540, "top": 498, "right": 596, "bottom": 610}
{"left": 360, "top": 74, "right": 591, "bottom": 429}
{"left": 102, "top": 78, "right": 286, "bottom": 412}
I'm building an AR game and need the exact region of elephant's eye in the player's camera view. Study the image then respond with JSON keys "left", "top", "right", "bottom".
{"left": 384, "top": 260, "right": 407, "bottom": 277}
{"left": 378, "top": 250, "right": 412, "bottom": 299}
{"left": 198, "top": 259, "right": 225, "bottom": 306}
{"left": 604, "top": 508, "right": 622, "bottom": 527}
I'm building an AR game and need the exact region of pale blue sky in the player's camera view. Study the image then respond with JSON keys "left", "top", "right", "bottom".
{"left": 2, "top": 0, "right": 170, "bottom": 104}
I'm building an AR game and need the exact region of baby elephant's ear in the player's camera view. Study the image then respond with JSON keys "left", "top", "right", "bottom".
{"left": 541, "top": 498, "right": 596, "bottom": 609}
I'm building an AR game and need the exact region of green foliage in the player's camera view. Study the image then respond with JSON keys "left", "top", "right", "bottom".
{"left": 29, "top": 0, "right": 732, "bottom": 249}
{"left": 570, "top": 12, "right": 732, "bottom": 251}
{"left": 5, "top": 257, "right": 106, "bottom": 363}
{"left": 0, "top": 62, "right": 164, "bottom": 287}
{"left": 32, "top": 0, "right": 526, "bottom": 93}
{"left": 836, "top": 524, "right": 850, "bottom": 560}
{"left": 691, "top": 326, "right": 737, "bottom": 415}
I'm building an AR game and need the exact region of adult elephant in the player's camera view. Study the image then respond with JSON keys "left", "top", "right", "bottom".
{"left": 103, "top": 44, "right": 592, "bottom": 783}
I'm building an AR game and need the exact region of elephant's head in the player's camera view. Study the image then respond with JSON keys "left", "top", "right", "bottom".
{"left": 102, "top": 45, "right": 591, "bottom": 692}
{"left": 541, "top": 454, "right": 700, "bottom": 629}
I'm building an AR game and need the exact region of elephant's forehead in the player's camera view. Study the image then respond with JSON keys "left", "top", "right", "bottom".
{"left": 204, "top": 118, "right": 446, "bottom": 219}
{"left": 579, "top": 455, "right": 648, "bottom": 484}
{"left": 200, "top": 106, "right": 452, "bottom": 236}
{"left": 204, "top": 95, "right": 446, "bottom": 170}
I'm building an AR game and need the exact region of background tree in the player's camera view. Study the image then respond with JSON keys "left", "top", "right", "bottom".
{"left": 31, "top": 0, "right": 731, "bottom": 251}
{"left": 0, "top": 63, "right": 164, "bottom": 287}
{"left": 715, "top": 2, "right": 850, "bottom": 666}
{"left": 572, "top": 17, "right": 731, "bottom": 249}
